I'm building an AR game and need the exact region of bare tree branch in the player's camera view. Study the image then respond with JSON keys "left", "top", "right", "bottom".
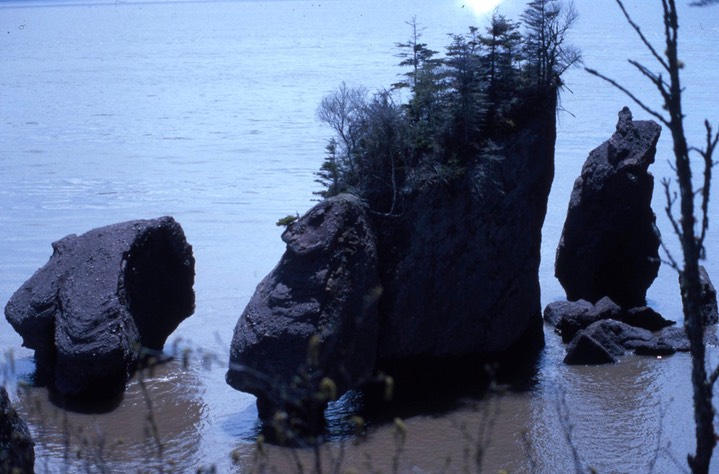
{"left": 709, "top": 363, "right": 719, "bottom": 387}
{"left": 660, "top": 240, "right": 681, "bottom": 273}
{"left": 615, "top": 0, "right": 671, "bottom": 72}
{"left": 585, "top": 67, "right": 669, "bottom": 126}
{"left": 663, "top": 177, "right": 684, "bottom": 240}
{"left": 690, "top": 121, "right": 718, "bottom": 251}
{"left": 627, "top": 60, "right": 672, "bottom": 105}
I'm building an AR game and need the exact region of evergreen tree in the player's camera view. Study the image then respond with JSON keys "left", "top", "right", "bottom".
{"left": 313, "top": 138, "right": 342, "bottom": 199}
{"left": 393, "top": 17, "right": 445, "bottom": 156}
{"left": 521, "top": 0, "right": 581, "bottom": 89}
{"left": 480, "top": 12, "right": 522, "bottom": 107}
{"left": 392, "top": 16, "right": 440, "bottom": 93}
{"left": 443, "top": 28, "right": 487, "bottom": 159}
{"left": 316, "top": 6, "right": 580, "bottom": 202}
{"left": 353, "top": 90, "right": 410, "bottom": 215}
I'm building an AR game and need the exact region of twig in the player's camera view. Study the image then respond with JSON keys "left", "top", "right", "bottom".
{"left": 137, "top": 370, "right": 164, "bottom": 468}
{"left": 585, "top": 67, "right": 669, "bottom": 127}
{"left": 662, "top": 178, "right": 684, "bottom": 244}
{"left": 615, "top": 0, "right": 671, "bottom": 73}
{"left": 690, "top": 120, "right": 718, "bottom": 251}
{"left": 708, "top": 364, "right": 719, "bottom": 387}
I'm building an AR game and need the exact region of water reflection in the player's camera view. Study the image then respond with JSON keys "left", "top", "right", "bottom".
{"left": 225, "top": 354, "right": 542, "bottom": 473}
{"left": 13, "top": 359, "right": 206, "bottom": 472}
{"left": 530, "top": 329, "right": 697, "bottom": 473}
{"left": 228, "top": 328, "right": 702, "bottom": 473}
{"left": 231, "top": 391, "right": 534, "bottom": 473}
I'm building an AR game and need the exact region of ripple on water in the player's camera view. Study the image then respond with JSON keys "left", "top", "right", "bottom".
{"left": 13, "top": 359, "right": 207, "bottom": 472}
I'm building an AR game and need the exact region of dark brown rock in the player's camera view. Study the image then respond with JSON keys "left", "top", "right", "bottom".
{"left": 564, "top": 333, "right": 617, "bottom": 365}
{"left": 546, "top": 297, "right": 621, "bottom": 342}
{"left": 584, "top": 319, "right": 654, "bottom": 353}
{"left": 564, "top": 319, "right": 655, "bottom": 365}
{"left": 226, "top": 194, "right": 381, "bottom": 434}
{"left": 226, "top": 94, "right": 558, "bottom": 436}
{"left": 555, "top": 107, "right": 662, "bottom": 308}
{"left": 375, "top": 99, "right": 556, "bottom": 364}
{"left": 4, "top": 217, "right": 195, "bottom": 399}
{"left": 633, "top": 342, "right": 676, "bottom": 356}
{"left": 543, "top": 299, "right": 593, "bottom": 328}
{"left": 621, "top": 306, "right": 675, "bottom": 331}
{"left": 656, "top": 327, "right": 691, "bottom": 352}
{"left": 0, "top": 387, "right": 35, "bottom": 474}
{"left": 699, "top": 266, "right": 718, "bottom": 325}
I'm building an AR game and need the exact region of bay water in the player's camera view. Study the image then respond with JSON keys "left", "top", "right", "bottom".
{"left": 1, "top": 0, "right": 718, "bottom": 471}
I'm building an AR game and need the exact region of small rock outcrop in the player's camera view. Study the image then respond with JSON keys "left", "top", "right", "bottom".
{"left": 556, "top": 107, "right": 662, "bottom": 308}
{"left": 622, "top": 306, "right": 675, "bottom": 332}
{"left": 545, "top": 297, "right": 674, "bottom": 344}
{"left": 564, "top": 332, "right": 619, "bottom": 365}
{"left": 546, "top": 297, "right": 620, "bottom": 343}
{"left": 562, "top": 296, "right": 622, "bottom": 342}
{"left": 564, "top": 319, "right": 656, "bottom": 365}
{"left": 545, "top": 297, "right": 678, "bottom": 364}
{"left": 655, "top": 327, "right": 691, "bottom": 352}
{"left": 226, "top": 194, "right": 381, "bottom": 433}
{"left": 699, "top": 266, "right": 718, "bottom": 325}
{"left": 5, "top": 217, "right": 195, "bottom": 399}
{"left": 543, "top": 299, "right": 593, "bottom": 329}
{"left": 0, "top": 387, "right": 34, "bottom": 474}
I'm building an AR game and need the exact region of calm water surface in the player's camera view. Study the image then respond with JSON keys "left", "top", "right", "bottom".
{"left": 1, "top": 0, "right": 718, "bottom": 472}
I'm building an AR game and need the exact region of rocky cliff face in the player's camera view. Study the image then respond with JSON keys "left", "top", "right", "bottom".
{"left": 375, "top": 99, "right": 556, "bottom": 363}
{"left": 555, "top": 107, "right": 662, "bottom": 308}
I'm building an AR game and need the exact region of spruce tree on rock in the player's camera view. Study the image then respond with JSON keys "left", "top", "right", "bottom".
{"left": 480, "top": 12, "right": 522, "bottom": 107}
{"left": 521, "top": 0, "right": 581, "bottom": 89}
{"left": 444, "top": 28, "right": 487, "bottom": 159}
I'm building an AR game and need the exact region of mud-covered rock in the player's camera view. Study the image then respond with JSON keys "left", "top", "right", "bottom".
{"left": 5, "top": 217, "right": 195, "bottom": 399}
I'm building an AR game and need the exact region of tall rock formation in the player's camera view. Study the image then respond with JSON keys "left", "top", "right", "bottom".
{"left": 555, "top": 107, "right": 662, "bottom": 308}
{"left": 227, "top": 94, "right": 557, "bottom": 432}
{"left": 374, "top": 98, "right": 556, "bottom": 364}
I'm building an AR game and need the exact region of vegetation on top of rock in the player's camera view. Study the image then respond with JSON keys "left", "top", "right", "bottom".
{"left": 314, "top": 0, "right": 581, "bottom": 214}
